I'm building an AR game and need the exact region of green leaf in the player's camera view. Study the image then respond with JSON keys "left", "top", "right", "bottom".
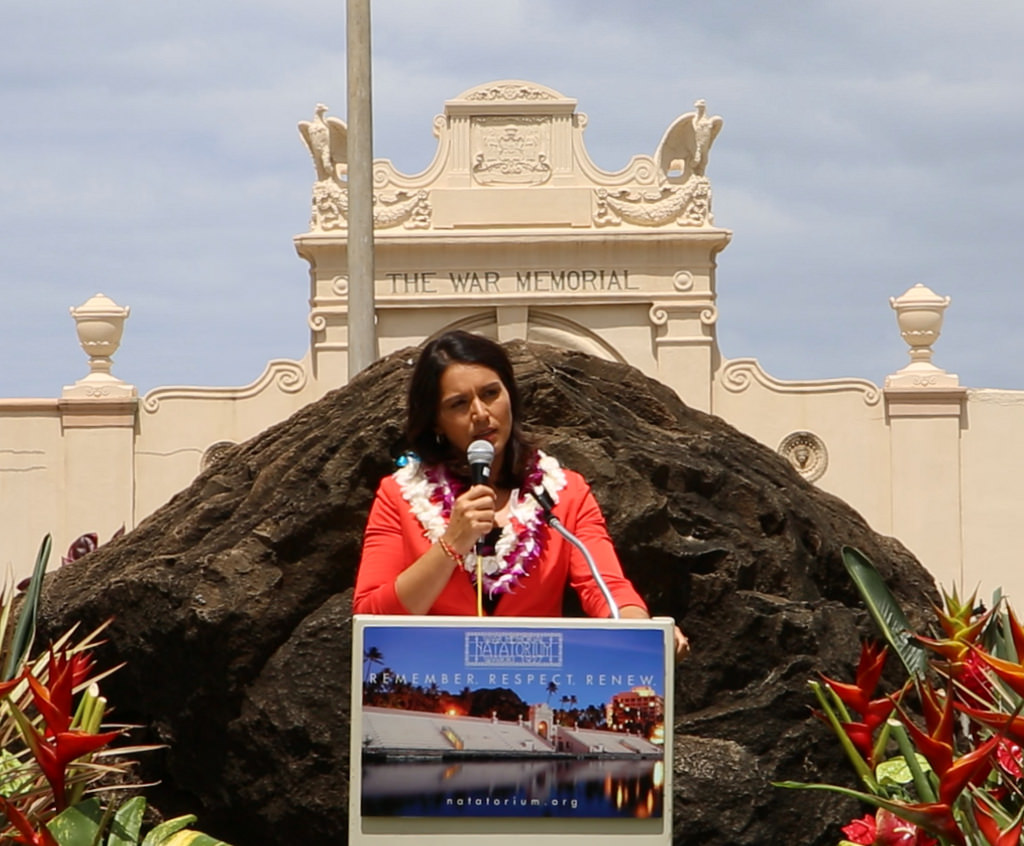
{"left": 160, "top": 834, "right": 231, "bottom": 846}
{"left": 774, "top": 781, "right": 959, "bottom": 843}
{"left": 876, "top": 753, "right": 931, "bottom": 786}
{"left": 841, "top": 546, "right": 930, "bottom": 678}
{"left": 141, "top": 816, "right": 198, "bottom": 846}
{"left": 108, "top": 796, "right": 147, "bottom": 846}
{"left": 3, "top": 534, "right": 51, "bottom": 681}
{"left": 47, "top": 797, "right": 105, "bottom": 846}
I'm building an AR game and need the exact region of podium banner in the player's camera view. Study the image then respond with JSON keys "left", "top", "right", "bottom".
{"left": 350, "top": 615, "right": 674, "bottom": 845}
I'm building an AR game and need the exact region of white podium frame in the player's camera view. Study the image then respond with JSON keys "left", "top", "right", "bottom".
{"left": 349, "top": 614, "right": 674, "bottom": 845}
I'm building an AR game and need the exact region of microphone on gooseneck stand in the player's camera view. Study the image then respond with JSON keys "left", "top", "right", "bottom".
{"left": 530, "top": 485, "right": 621, "bottom": 620}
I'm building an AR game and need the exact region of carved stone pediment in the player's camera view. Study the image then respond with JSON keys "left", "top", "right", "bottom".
{"left": 298, "top": 80, "right": 725, "bottom": 233}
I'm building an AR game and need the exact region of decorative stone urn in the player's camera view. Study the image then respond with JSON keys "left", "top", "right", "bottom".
{"left": 886, "top": 284, "right": 959, "bottom": 388}
{"left": 64, "top": 293, "right": 136, "bottom": 398}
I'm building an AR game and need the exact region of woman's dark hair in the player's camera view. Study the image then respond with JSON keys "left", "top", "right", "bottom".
{"left": 406, "top": 330, "right": 534, "bottom": 487}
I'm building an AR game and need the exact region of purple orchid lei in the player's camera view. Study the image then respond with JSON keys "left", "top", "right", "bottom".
{"left": 394, "top": 449, "right": 567, "bottom": 596}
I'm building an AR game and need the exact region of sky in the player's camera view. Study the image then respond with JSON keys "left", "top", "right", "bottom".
{"left": 2, "top": 1, "right": 1023, "bottom": 398}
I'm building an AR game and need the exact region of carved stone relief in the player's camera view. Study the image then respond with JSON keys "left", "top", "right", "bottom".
{"left": 464, "top": 83, "right": 557, "bottom": 101}
{"left": 778, "top": 431, "right": 828, "bottom": 482}
{"left": 309, "top": 183, "right": 432, "bottom": 232}
{"left": 593, "top": 177, "right": 712, "bottom": 227}
{"left": 201, "top": 440, "right": 237, "bottom": 471}
{"left": 471, "top": 117, "right": 552, "bottom": 186}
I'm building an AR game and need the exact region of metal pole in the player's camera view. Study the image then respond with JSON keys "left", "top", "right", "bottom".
{"left": 346, "top": 0, "right": 378, "bottom": 378}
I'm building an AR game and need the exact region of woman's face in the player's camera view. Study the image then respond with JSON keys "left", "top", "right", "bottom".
{"left": 435, "top": 363, "right": 513, "bottom": 473}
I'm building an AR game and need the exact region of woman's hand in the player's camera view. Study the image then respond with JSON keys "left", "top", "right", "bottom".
{"left": 443, "top": 484, "right": 496, "bottom": 556}
{"left": 673, "top": 626, "right": 690, "bottom": 661}
{"left": 619, "top": 605, "right": 690, "bottom": 662}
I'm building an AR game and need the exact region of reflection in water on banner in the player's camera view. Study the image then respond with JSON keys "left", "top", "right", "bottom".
{"left": 362, "top": 757, "right": 663, "bottom": 818}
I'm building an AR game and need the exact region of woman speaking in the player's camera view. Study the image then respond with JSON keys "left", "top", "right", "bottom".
{"left": 353, "top": 330, "right": 687, "bottom": 656}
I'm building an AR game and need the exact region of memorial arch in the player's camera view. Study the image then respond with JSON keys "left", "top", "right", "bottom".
{"left": 294, "top": 80, "right": 729, "bottom": 411}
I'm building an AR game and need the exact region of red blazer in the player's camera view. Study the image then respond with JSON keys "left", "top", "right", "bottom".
{"left": 353, "top": 467, "right": 647, "bottom": 617}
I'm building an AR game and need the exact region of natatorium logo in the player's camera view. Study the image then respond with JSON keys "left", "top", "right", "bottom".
{"left": 464, "top": 631, "right": 563, "bottom": 668}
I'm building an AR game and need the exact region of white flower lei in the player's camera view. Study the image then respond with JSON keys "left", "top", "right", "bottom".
{"left": 394, "top": 450, "right": 567, "bottom": 596}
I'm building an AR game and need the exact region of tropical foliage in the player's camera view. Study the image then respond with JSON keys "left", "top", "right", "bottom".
{"left": 779, "top": 546, "right": 1024, "bottom": 846}
{"left": 0, "top": 535, "right": 230, "bottom": 846}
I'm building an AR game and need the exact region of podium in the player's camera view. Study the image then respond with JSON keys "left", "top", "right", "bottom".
{"left": 350, "top": 615, "right": 675, "bottom": 844}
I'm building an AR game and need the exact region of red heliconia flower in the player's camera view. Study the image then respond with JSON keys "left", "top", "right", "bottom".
{"left": 0, "top": 796, "right": 59, "bottom": 846}
{"left": 14, "top": 648, "right": 119, "bottom": 811}
{"left": 955, "top": 700, "right": 1024, "bottom": 747}
{"left": 892, "top": 687, "right": 1001, "bottom": 806}
{"left": 968, "top": 646, "right": 1024, "bottom": 701}
{"left": 19, "top": 722, "right": 122, "bottom": 810}
{"left": 837, "top": 720, "right": 875, "bottom": 761}
{"left": 915, "top": 590, "right": 993, "bottom": 674}
{"left": 973, "top": 799, "right": 1024, "bottom": 846}
{"left": 818, "top": 642, "right": 899, "bottom": 762}
{"left": 1005, "top": 605, "right": 1024, "bottom": 664}
{"left": 0, "top": 675, "right": 24, "bottom": 699}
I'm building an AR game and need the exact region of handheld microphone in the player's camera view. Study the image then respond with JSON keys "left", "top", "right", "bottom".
{"left": 467, "top": 439, "right": 495, "bottom": 486}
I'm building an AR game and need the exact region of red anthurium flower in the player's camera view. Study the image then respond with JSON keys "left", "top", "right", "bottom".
{"left": 973, "top": 800, "right": 1024, "bottom": 846}
{"left": 841, "top": 813, "right": 876, "bottom": 844}
{"left": 0, "top": 796, "right": 59, "bottom": 846}
{"left": 874, "top": 801, "right": 964, "bottom": 846}
{"left": 875, "top": 808, "right": 939, "bottom": 846}
{"left": 996, "top": 739, "right": 1024, "bottom": 779}
{"left": 956, "top": 650, "right": 994, "bottom": 703}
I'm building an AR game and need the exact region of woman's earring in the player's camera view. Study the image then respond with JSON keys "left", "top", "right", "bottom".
{"left": 435, "top": 432, "right": 444, "bottom": 446}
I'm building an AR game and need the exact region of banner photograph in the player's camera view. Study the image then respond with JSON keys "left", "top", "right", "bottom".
{"left": 357, "top": 622, "right": 667, "bottom": 820}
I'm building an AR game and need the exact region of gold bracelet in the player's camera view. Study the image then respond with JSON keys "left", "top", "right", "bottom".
{"left": 438, "top": 537, "right": 464, "bottom": 566}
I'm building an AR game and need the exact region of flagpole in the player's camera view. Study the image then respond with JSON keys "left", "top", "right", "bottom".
{"left": 346, "top": 0, "right": 378, "bottom": 377}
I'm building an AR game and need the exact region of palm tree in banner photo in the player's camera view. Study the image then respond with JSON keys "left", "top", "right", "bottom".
{"left": 363, "top": 645, "right": 384, "bottom": 683}
{"left": 546, "top": 680, "right": 558, "bottom": 704}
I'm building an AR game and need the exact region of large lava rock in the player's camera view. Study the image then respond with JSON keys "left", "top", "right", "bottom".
{"left": 38, "top": 342, "right": 939, "bottom": 845}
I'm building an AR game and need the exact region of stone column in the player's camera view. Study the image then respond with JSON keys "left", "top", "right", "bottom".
{"left": 884, "top": 284, "right": 965, "bottom": 591}
{"left": 60, "top": 294, "right": 137, "bottom": 546}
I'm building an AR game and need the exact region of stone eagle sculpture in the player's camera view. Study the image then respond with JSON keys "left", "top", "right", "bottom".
{"left": 298, "top": 103, "right": 348, "bottom": 182}
{"left": 654, "top": 99, "right": 723, "bottom": 182}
